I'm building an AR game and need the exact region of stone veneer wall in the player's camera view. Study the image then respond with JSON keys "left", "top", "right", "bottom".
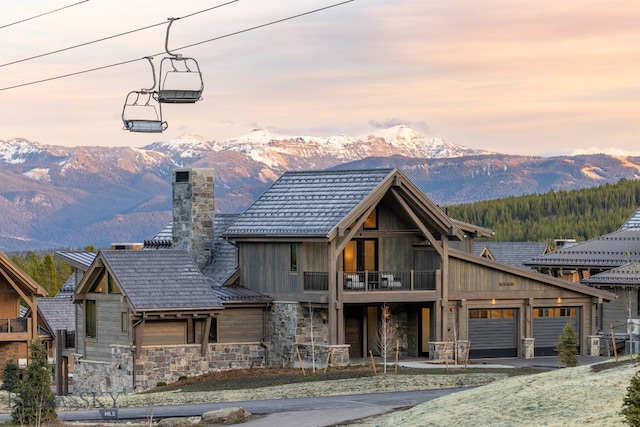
{"left": 73, "top": 345, "right": 133, "bottom": 394}
{"left": 269, "top": 301, "right": 350, "bottom": 368}
{"left": 73, "top": 343, "right": 266, "bottom": 394}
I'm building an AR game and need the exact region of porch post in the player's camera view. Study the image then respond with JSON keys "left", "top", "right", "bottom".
{"left": 328, "top": 240, "right": 339, "bottom": 345}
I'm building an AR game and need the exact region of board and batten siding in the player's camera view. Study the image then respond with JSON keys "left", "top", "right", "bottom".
{"left": 84, "top": 298, "right": 130, "bottom": 362}
{"left": 239, "top": 243, "right": 299, "bottom": 294}
{"left": 0, "top": 282, "right": 20, "bottom": 318}
{"left": 218, "top": 308, "right": 264, "bottom": 343}
{"left": 303, "top": 242, "right": 327, "bottom": 272}
{"left": 381, "top": 236, "right": 414, "bottom": 272}
{"left": 599, "top": 286, "right": 638, "bottom": 334}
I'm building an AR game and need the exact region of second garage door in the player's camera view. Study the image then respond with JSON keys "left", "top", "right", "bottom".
{"left": 533, "top": 307, "right": 580, "bottom": 356}
{"left": 468, "top": 308, "right": 518, "bottom": 358}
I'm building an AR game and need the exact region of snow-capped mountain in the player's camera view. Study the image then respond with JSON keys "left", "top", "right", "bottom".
{"left": 0, "top": 127, "right": 639, "bottom": 251}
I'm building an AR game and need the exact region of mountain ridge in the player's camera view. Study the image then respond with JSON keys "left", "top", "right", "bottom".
{"left": 1, "top": 126, "right": 639, "bottom": 251}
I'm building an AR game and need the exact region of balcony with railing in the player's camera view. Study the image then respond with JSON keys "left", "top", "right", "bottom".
{"left": 303, "top": 270, "right": 438, "bottom": 292}
{"left": 0, "top": 318, "right": 29, "bottom": 340}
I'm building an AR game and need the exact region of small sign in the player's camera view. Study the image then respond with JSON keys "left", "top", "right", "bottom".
{"left": 99, "top": 409, "right": 118, "bottom": 419}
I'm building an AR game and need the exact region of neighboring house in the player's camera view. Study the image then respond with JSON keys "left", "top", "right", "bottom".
{"left": 58, "top": 169, "right": 272, "bottom": 393}
{"left": 224, "top": 168, "right": 615, "bottom": 362}
{"left": 29, "top": 297, "right": 75, "bottom": 394}
{"left": 475, "top": 242, "right": 550, "bottom": 269}
{"left": 0, "top": 251, "right": 47, "bottom": 373}
{"left": 525, "top": 208, "right": 640, "bottom": 336}
{"left": 582, "top": 261, "right": 640, "bottom": 338}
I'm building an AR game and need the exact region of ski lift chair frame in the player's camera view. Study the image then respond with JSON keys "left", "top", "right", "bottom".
{"left": 156, "top": 18, "right": 204, "bottom": 104}
{"left": 122, "top": 57, "right": 168, "bottom": 133}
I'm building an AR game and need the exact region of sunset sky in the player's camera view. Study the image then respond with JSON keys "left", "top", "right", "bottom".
{"left": 1, "top": 0, "right": 639, "bottom": 156}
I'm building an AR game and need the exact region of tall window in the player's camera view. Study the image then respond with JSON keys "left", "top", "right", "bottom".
{"left": 121, "top": 312, "right": 128, "bottom": 333}
{"left": 290, "top": 243, "right": 298, "bottom": 272}
{"left": 86, "top": 300, "right": 97, "bottom": 338}
{"left": 208, "top": 318, "right": 218, "bottom": 343}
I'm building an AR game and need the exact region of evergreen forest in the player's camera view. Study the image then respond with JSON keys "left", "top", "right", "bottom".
{"left": 446, "top": 178, "right": 640, "bottom": 247}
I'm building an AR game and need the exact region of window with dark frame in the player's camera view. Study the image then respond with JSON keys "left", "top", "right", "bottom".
{"left": 208, "top": 318, "right": 218, "bottom": 343}
{"left": 86, "top": 300, "right": 97, "bottom": 338}
{"left": 290, "top": 243, "right": 298, "bottom": 272}
{"left": 121, "top": 312, "right": 128, "bottom": 333}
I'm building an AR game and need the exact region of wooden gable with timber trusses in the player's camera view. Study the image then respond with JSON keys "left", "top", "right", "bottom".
{"left": 0, "top": 252, "right": 47, "bottom": 367}
{"left": 224, "top": 168, "right": 494, "bottom": 345}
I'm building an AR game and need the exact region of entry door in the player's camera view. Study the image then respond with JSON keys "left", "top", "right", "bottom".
{"left": 419, "top": 307, "right": 431, "bottom": 356}
{"left": 345, "top": 306, "right": 364, "bottom": 358}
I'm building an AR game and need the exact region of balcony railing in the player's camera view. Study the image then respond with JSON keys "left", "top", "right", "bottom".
{"left": 0, "top": 318, "right": 27, "bottom": 334}
{"left": 303, "top": 270, "right": 438, "bottom": 292}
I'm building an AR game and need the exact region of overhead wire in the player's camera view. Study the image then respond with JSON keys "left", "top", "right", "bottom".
{"left": 0, "top": 0, "right": 240, "bottom": 69}
{"left": 0, "top": 1, "right": 92, "bottom": 30}
{"left": 0, "top": 0, "right": 355, "bottom": 92}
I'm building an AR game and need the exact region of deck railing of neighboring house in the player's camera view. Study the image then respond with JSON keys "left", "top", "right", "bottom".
{"left": 303, "top": 270, "right": 438, "bottom": 292}
{"left": 0, "top": 318, "right": 27, "bottom": 333}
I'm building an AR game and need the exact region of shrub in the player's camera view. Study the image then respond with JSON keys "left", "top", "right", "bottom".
{"left": 555, "top": 322, "right": 579, "bottom": 367}
{"left": 156, "top": 381, "right": 167, "bottom": 387}
{"left": 11, "top": 340, "right": 57, "bottom": 426}
{"left": 622, "top": 371, "right": 640, "bottom": 426}
{"left": 1, "top": 360, "right": 20, "bottom": 393}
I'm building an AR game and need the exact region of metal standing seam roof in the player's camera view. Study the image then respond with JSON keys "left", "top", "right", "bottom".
{"left": 55, "top": 251, "right": 98, "bottom": 269}
{"left": 524, "top": 228, "right": 640, "bottom": 267}
{"left": 37, "top": 297, "right": 75, "bottom": 332}
{"left": 224, "top": 169, "right": 395, "bottom": 238}
{"left": 98, "top": 250, "right": 222, "bottom": 311}
{"left": 581, "top": 261, "right": 640, "bottom": 285}
{"left": 619, "top": 208, "right": 640, "bottom": 231}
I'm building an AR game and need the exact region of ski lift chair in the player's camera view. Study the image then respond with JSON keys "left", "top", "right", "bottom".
{"left": 121, "top": 57, "right": 168, "bottom": 133}
{"left": 156, "top": 18, "right": 204, "bottom": 104}
{"left": 121, "top": 91, "right": 168, "bottom": 133}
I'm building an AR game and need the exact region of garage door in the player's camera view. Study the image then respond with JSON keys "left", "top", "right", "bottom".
{"left": 468, "top": 308, "right": 518, "bottom": 358}
{"left": 533, "top": 307, "right": 580, "bottom": 356}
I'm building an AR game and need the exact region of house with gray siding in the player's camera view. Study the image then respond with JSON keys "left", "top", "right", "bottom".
{"left": 225, "top": 168, "right": 615, "bottom": 362}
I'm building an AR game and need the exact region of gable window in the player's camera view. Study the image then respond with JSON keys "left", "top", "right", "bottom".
{"left": 290, "top": 243, "right": 298, "bottom": 272}
{"left": 85, "top": 300, "right": 97, "bottom": 338}
{"left": 90, "top": 271, "right": 121, "bottom": 294}
{"left": 363, "top": 208, "right": 377, "bottom": 229}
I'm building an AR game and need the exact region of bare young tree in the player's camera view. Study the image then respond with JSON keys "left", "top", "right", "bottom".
{"left": 377, "top": 304, "right": 397, "bottom": 374}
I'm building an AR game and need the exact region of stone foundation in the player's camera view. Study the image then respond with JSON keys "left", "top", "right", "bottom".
{"left": 429, "top": 341, "right": 454, "bottom": 362}
{"left": 73, "top": 342, "right": 266, "bottom": 394}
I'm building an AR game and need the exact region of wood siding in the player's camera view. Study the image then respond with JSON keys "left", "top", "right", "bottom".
{"left": 218, "top": 308, "right": 264, "bottom": 343}
{"left": 0, "top": 286, "right": 19, "bottom": 319}
{"left": 240, "top": 243, "right": 299, "bottom": 294}
{"left": 83, "top": 298, "right": 130, "bottom": 362}
{"left": 144, "top": 320, "right": 187, "bottom": 345}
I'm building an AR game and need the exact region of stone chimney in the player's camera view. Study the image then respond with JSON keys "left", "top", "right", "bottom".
{"left": 172, "top": 168, "right": 214, "bottom": 268}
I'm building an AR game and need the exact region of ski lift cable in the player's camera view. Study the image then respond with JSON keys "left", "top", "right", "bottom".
{"left": 0, "top": 0, "right": 355, "bottom": 92}
{"left": 0, "top": 0, "right": 92, "bottom": 30}
{"left": 0, "top": 0, "right": 241, "bottom": 70}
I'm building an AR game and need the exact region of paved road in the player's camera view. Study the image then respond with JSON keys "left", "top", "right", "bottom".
{"left": 0, "top": 388, "right": 463, "bottom": 425}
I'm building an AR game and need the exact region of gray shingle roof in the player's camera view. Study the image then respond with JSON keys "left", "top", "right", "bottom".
{"left": 99, "top": 250, "right": 222, "bottom": 311}
{"left": 525, "top": 228, "right": 640, "bottom": 268}
{"left": 224, "top": 169, "right": 395, "bottom": 238}
{"left": 582, "top": 261, "right": 640, "bottom": 285}
{"left": 38, "top": 297, "right": 75, "bottom": 332}
{"left": 475, "top": 242, "right": 549, "bottom": 268}
{"left": 209, "top": 282, "right": 272, "bottom": 303}
{"left": 202, "top": 214, "right": 241, "bottom": 285}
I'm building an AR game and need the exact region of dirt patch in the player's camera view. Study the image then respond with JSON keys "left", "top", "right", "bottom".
{"left": 146, "top": 365, "right": 543, "bottom": 394}
{"left": 591, "top": 358, "right": 636, "bottom": 372}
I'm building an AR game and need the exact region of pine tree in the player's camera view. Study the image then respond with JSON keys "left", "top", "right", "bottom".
{"left": 621, "top": 371, "right": 640, "bottom": 426}
{"left": 1, "top": 359, "right": 20, "bottom": 393}
{"left": 11, "top": 340, "right": 57, "bottom": 426}
{"left": 555, "top": 322, "right": 579, "bottom": 367}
